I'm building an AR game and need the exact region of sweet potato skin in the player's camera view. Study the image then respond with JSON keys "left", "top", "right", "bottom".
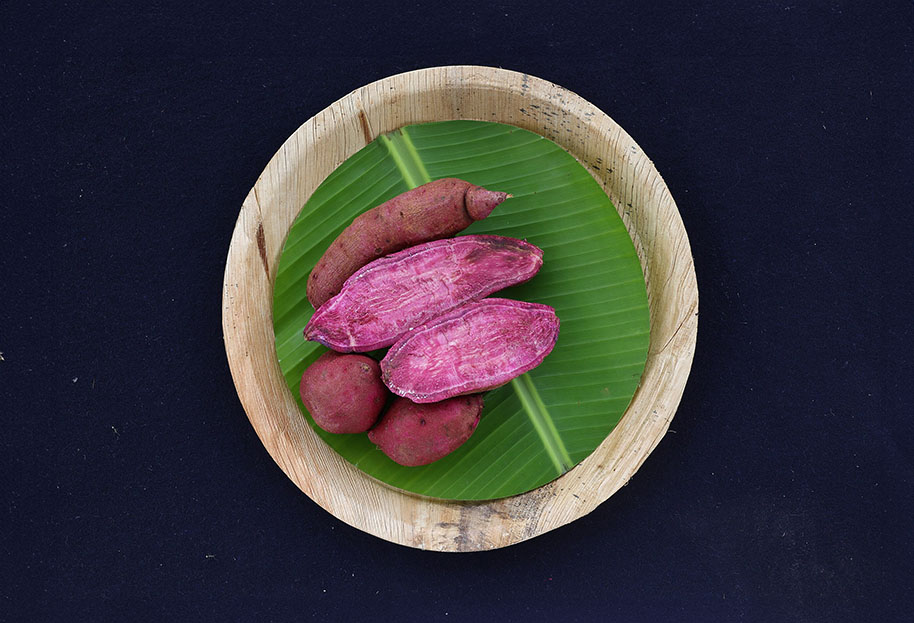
{"left": 304, "top": 235, "right": 544, "bottom": 352}
{"left": 368, "top": 395, "right": 484, "bottom": 466}
{"left": 299, "top": 351, "right": 387, "bottom": 434}
{"left": 306, "top": 178, "right": 508, "bottom": 309}
{"left": 381, "top": 298, "right": 560, "bottom": 403}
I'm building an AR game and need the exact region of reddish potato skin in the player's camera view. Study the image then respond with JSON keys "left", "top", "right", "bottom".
{"left": 368, "top": 395, "right": 484, "bottom": 466}
{"left": 306, "top": 178, "right": 509, "bottom": 309}
{"left": 299, "top": 351, "right": 387, "bottom": 434}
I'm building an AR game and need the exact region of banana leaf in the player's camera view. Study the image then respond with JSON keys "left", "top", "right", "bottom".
{"left": 273, "top": 120, "right": 649, "bottom": 500}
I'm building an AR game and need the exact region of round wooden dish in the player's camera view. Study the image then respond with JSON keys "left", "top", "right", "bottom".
{"left": 222, "top": 66, "right": 698, "bottom": 551}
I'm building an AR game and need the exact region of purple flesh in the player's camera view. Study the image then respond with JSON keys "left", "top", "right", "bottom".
{"left": 380, "top": 298, "right": 560, "bottom": 403}
{"left": 304, "top": 236, "right": 543, "bottom": 352}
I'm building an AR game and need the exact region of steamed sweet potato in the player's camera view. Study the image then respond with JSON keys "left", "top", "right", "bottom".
{"left": 304, "top": 235, "right": 543, "bottom": 352}
{"left": 368, "top": 395, "right": 484, "bottom": 466}
{"left": 299, "top": 351, "right": 388, "bottom": 434}
{"left": 381, "top": 298, "right": 560, "bottom": 403}
{"left": 306, "top": 178, "right": 509, "bottom": 309}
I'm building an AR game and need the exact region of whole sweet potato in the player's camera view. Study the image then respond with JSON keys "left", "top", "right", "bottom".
{"left": 381, "top": 298, "right": 560, "bottom": 403}
{"left": 368, "top": 395, "right": 484, "bottom": 466}
{"left": 299, "top": 351, "right": 388, "bottom": 434}
{"left": 304, "top": 235, "right": 543, "bottom": 352}
{"left": 306, "top": 178, "right": 509, "bottom": 309}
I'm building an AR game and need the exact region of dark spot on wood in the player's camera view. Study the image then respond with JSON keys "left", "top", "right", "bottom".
{"left": 256, "top": 222, "right": 269, "bottom": 277}
{"left": 357, "top": 109, "right": 372, "bottom": 144}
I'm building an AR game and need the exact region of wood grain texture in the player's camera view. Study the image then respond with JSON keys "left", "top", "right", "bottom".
{"left": 222, "top": 66, "right": 698, "bottom": 551}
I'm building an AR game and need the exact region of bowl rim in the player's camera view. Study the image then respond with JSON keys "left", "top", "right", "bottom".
{"left": 222, "top": 65, "right": 698, "bottom": 551}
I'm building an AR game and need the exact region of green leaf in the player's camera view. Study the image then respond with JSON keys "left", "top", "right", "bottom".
{"left": 273, "top": 121, "right": 650, "bottom": 501}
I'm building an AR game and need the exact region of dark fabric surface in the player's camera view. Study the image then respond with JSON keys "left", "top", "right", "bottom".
{"left": 2, "top": 1, "right": 912, "bottom": 620}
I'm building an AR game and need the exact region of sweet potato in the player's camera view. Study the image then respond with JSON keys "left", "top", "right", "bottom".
{"left": 304, "top": 235, "right": 543, "bottom": 352}
{"left": 368, "top": 395, "right": 484, "bottom": 466}
{"left": 306, "top": 178, "right": 509, "bottom": 309}
{"left": 299, "top": 351, "right": 388, "bottom": 434}
{"left": 381, "top": 298, "right": 560, "bottom": 403}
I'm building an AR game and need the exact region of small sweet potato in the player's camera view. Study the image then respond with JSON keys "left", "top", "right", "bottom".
{"left": 304, "top": 235, "right": 543, "bottom": 352}
{"left": 381, "top": 298, "right": 560, "bottom": 403}
{"left": 299, "top": 351, "right": 388, "bottom": 434}
{"left": 306, "top": 178, "right": 510, "bottom": 309}
{"left": 368, "top": 395, "right": 484, "bottom": 466}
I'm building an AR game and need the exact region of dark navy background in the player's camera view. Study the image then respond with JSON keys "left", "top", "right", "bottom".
{"left": 2, "top": 1, "right": 912, "bottom": 620}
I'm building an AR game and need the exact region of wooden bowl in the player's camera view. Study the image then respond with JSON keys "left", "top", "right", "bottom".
{"left": 222, "top": 66, "right": 698, "bottom": 551}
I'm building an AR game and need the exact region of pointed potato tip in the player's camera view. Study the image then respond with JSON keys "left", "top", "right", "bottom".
{"left": 465, "top": 186, "right": 510, "bottom": 221}
{"left": 303, "top": 319, "right": 317, "bottom": 341}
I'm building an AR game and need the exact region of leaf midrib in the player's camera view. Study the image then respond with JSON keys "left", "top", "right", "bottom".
{"left": 511, "top": 375, "right": 573, "bottom": 474}
{"left": 379, "top": 128, "right": 431, "bottom": 187}
{"left": 382, "top": 126, "right": 572, "bottom": 477}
